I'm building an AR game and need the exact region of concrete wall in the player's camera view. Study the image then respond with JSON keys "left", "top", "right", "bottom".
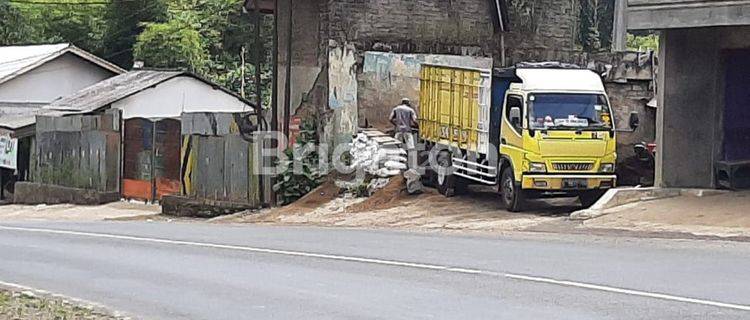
{"left": 111, "top": 76, "right": 253, "bottom": 119}
{"left": 358, "top": 52, "right": 493, "bottom": 130}
{"left": 278, "top": 0, "right": 592, "bottom": 146}
{"left": 0, "top": 53, "right": 116, "bottom": 103}
{"left": 324, "top": 0, "right": 586, "bottom": 66}
{"left": 657, "top": 26, "right": 750, "bottom": 188}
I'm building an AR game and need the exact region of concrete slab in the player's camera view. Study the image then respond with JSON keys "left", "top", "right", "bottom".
{"left": 570, "top": 187, "right": 728, "bottom": 220}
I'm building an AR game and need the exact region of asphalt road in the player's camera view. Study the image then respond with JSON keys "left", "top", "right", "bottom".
{"left": 0, "top": 221, "right": 749, "bottom": 319}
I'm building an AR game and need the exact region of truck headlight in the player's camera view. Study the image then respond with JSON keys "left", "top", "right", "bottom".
{"left": 600, "top": 163, "right": 615, "bottom": 173}
{"left": 529, "top": 162, "right": 547, "bottom": 173}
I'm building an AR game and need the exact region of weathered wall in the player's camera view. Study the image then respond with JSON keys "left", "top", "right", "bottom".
{"left": 657, "top": 26, "right": 750, "bottom": 188}
{"left": 589, "top": 51, "right": 657, "bottom": 179}
{"left": 31, "top": 112, "right": 121, "bottom": 192}
{"left": 324, "top": 0, "right": 586, "bottom": 66}
{"left": 275, "top": 0, "right": 326, "bottom": 134}
{"left": 326, "top": 42, "right": 359, "bottom": 145}
{"left": 280, "top": 0, "right": 593, "bottom": 145}
{"left": 0, "top": 53, "right": 116, "bottom": 103}
{"left": 359, "top": 52, "right": 493, "bottom": 130}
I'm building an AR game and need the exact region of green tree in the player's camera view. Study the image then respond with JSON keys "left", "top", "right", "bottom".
{"left": 134, "top": 19, "right": 209, "bottom": 73}
{"left": 0, "top": 0, "right": 37, "bottom": 45}
{"left": 103, "top": 0, "right": 168, "bottom": 68}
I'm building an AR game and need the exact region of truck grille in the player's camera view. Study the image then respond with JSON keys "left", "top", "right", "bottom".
{"left": 552, "top": 163, "right": 594, "bottom": 171}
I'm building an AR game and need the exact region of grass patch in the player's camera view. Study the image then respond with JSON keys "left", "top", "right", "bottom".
{"left": 0, "top": 289, "right": 122, "bottom": 320}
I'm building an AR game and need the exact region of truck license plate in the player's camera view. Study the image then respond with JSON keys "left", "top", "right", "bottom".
{"left": 563, "top": 179, "right": 588, "bottom": 189}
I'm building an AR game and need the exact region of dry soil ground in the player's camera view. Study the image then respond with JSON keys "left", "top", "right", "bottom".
{"left": 215, "top": 179, "right": 579, "bottom": 233}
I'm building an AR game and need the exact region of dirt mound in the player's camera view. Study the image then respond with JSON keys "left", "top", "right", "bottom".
{"left": 273, "top": 180, "right": 341, "bottom": 215}
{"left": 347, "top": 176, "right": 412, "bottom": 212}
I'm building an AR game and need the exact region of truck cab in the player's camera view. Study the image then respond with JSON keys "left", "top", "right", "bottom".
{"left": 418, "top": 62, "right": 617, "bottom": 212}
{"left": 494, "top": 67, "right": 617, "bottom": 211}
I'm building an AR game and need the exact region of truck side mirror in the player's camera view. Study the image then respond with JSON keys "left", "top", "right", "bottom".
{"left": 629, "top": 112, "right": 640, "bottom": 130}
{"left": 510, "top": 107, "right": 521, "bottom": 127}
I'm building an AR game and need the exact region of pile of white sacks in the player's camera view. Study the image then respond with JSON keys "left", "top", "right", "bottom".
{"left": 349, "top": 133, "right": 408, "bottom": 177}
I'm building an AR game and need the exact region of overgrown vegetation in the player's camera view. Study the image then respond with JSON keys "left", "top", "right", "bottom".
{"left": 0, "top": 0, "right": 272, "bottom": 105}
{"left": 627, "top": 33, "right": 659, "bottom": 52}
{"left": 274, "top": 120, "right": 325, "bottom": 205}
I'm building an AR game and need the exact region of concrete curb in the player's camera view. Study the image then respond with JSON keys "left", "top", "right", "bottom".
{"left": 569, "top": 187, "right": 727, "bottom": 221}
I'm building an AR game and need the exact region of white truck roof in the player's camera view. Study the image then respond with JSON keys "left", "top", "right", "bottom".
{"left": 515, "top": 68, "right": 605, "bottom": 93}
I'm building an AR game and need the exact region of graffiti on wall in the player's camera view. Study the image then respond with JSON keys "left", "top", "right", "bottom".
{"left": 327, "top": 41, "right": 359, "bottom": 144}
{"left": 359, "top": 51, "right": 493, "bottom": 130}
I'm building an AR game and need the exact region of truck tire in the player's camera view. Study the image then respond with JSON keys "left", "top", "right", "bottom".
{"left": 579, "top": 190, "right": 606, "bottom": 208}
{"left": 500, "top": 167, "right": 525, "bottom": 212}
{"left": 435, "top": 151, "right": 455, "bottom": 197}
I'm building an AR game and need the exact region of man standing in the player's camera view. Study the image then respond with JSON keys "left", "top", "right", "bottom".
{"left": 389, "top": 98, "right": 418, "bottom": 168}
{"left": 390, "top": 98, "right": 418, "bottom": 148}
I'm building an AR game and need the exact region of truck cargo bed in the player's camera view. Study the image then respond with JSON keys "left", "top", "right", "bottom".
{"left": 418, "top": 65, "right": 491, "bottom": 155}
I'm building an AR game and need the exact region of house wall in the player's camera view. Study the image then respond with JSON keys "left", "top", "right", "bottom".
{"left": 110, "top": 76, "right": 253, "bottom": 119}
{"left": 657, "top": 26, "right": 750, "bottom": 188}
{"left": 0, "top": 53, "right": 116, "bottom": 103}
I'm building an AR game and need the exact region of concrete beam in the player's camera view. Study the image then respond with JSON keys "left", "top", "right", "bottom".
{"left": 627, "top": 1, "right": 750, "bottom": 30}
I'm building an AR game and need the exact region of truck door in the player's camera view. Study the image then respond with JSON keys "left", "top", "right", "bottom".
{"left": 501, "top": 94, "right": 524, "bottom": 149}
{"left": 499, "top": 94, "right": 526, "bottom": 178}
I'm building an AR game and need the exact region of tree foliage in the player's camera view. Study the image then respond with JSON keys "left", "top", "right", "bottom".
{"left": 0, "top": 0, "right": 34, "bottom": 46}
{"left": 0, "top": 0, "right": 273, "bottom": 106}
{"left": 103, "top": 0, "right": 169, "bottom": 68}
{"left": 134, "top": 20, "right": 208, "bottom": 73}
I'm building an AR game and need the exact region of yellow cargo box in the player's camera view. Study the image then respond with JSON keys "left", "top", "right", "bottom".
{"left": 418, "top": 65, "right": 492, "bottom": 154}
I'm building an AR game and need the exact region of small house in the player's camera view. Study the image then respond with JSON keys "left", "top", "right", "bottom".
{"left": 0, "top": 43, "right": 124, "bottom": 199}
{"left": 19, "top": 70, "right": 255, "bottom": 204}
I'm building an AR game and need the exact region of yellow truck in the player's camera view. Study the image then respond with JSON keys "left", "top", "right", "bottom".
{"left": 419, "top": 63, "right": 617, "bottom": 211}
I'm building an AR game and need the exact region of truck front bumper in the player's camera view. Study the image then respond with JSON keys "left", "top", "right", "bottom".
{"left": 521, "top": 174, "right": 617, "bottom": 190}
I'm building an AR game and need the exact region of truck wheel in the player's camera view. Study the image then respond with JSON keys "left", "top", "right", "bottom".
{"left": 500, "top": 167, "right": 525, "bottom": 212}
{"left": 579, "top": 190, "right": 606, "bottom": 208}
{"left": 435, "top": 151, "right": 455, "bottom": 197}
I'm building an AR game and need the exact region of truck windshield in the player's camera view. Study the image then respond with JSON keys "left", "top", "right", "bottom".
{"left": 528, "top": 93, "right": 612, "bottom": 130}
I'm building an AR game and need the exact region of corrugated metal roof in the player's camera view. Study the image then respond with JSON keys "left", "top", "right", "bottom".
{"left": 46, "top": 70, "right": 184, "bottom": 113}
{"left": 0, "top": 110, "right": 69, "bottom": 131}
{"left": 0, "top": 43, "right": 124, "bottom": 86}
{"left": 45, "top": 70, "right": 255, "bottom": 115}
{"left": 0, "top": 102, "right": 46, "bottom": 116}
{"left": 1, "top": 70, "right": 254, "bottom": 132}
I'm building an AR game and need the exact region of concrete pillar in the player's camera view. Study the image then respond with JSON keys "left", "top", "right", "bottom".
{"left": 612, "top": 0, "right": 628, "bottom": 52}
{"left": 654, "top": 31, "right": 666, "bottom": 187}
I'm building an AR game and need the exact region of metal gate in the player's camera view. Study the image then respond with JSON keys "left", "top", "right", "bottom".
{"left": 123, "top": 118, "right": 181, "bottom": 201}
